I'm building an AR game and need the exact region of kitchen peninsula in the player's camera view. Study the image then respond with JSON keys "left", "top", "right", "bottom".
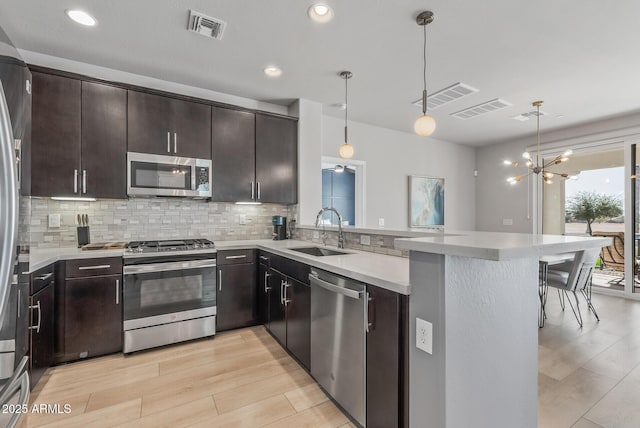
{"left": 395, "top": 231, "right": 611, "bottom": 428}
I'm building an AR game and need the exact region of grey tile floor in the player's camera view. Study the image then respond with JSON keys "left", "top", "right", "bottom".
{"left": 538, "top": 291, "right": 640, "bottom": 427}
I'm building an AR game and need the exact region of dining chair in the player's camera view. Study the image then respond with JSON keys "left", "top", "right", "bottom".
{"left": 544, "top": 248, "right": 601, "bottom": 327}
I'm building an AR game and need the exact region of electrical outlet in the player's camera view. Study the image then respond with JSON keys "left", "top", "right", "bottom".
{"left": 378, "top": 218, "right": 385, "bottom": 227}
{"left": 416, "top": 317, "right": 433, "bottom": 354}
{"left": 313, "top": 231, "right": 320, "bottom": 239}
{"left": 48, "top": 213, "right": 61, "bottom": 228}
{"left": 502, "top": 218, "right": 513, "bottom": 226}
{"left": 360, "top": 235, "right": 371, "bottom": 246}
{"left": 239, "top": 214, "right": 247, "bottom": 225}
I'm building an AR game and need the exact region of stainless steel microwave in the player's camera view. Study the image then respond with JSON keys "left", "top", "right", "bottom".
{"left": 127, "top": 152, "right": 212, "bottom": 198}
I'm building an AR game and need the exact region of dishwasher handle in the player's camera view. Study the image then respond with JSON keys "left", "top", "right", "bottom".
{"left": 309, "top": 274, "right": 363, "bottom": 300}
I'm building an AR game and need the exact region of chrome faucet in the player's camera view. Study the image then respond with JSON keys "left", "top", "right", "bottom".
{"left": 315, "top": 207, "right": 345, "bottom": 249}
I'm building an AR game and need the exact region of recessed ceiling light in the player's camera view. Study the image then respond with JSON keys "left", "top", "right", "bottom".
{"left": 65, "top": 10, "right": 97, "bottom": 26}
{"left": 263, "top": 66, "right": 282, "bottom": 78}
{"left": 308, "top": 4, "right": 334, "bottom": 23}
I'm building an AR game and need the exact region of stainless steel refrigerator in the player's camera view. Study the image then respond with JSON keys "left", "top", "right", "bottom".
{"left": 0, "top": 24, "right": 31, "bottom": 428}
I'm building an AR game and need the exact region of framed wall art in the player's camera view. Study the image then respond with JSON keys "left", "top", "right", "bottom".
{"left": 409, "top": 175, "right": 444, "bottom": 228}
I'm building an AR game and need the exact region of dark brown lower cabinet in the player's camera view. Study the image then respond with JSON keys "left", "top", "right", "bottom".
{"left": 366, "top": 285, "right": 409, "bottom": 428}
{"left": 216, "top": 262, "right": 258, "bottom": 331}
{"left": 267, "top": 269, "right": 287, "bottom": 346}
{"left": 64, "top": 275, "right": 122, "bottom": 360}
{"left": 284, "top": 277, "right": 310, "bottom": 370}
{"left": 29, "top": 281, "right": 54, "bottom": 389}
{"left": 257, "top": 258, "right": 271, "bottom": 326}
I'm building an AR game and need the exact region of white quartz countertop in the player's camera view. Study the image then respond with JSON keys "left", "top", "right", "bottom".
{"left": 26, "top": 240, "right": 410, "bottom": 295}
{"left": 395, "top": 231, "right": 612, "bottom": 261}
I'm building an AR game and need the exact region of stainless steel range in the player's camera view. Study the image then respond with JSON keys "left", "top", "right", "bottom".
{"left": 122, "top": 239, "right": 217, "bottom": 353}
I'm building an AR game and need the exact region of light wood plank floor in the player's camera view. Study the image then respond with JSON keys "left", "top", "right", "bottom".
{"left": 14, "top": 292, "right": 640, "bottom": 427}
{"left": 20, "top": 327, "right": 356, "bottom": 428}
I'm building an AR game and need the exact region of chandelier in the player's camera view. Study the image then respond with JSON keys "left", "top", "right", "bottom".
{"left": 506, "top": 100, "right": 572, "bottom": 185}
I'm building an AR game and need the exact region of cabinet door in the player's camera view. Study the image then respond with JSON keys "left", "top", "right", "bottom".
{"left": 211, "top": 107, "right": 255, "bottom": 202}
{"left": 64, "top": 276, "right": 122, "bottom": 359}
{"left": 366, "top": 285, "right": 409, "bottom": 428}
{"left": 81, "top": 81, "right": 127, "bottom": 199}
{"left": 31, "top": 72, "right": 81, "bottom": 196}
{"left": 255, "top": 114, "right": 298, "bottom": 204}
{"left": 258, "top": 261, "right": 272, "bottom": 326}
{"left": 216, "top": 263, "right": 257, "bottom": 331}
{"left": 29, "top": 283, "right": 54, "bottom": 389}
{"left": 127, "top": 90, "right": 173, "bottom": 156}
{"left": 285, "top": 277, "right": 310, "bottom": 370}
{"left": 171, "top": 98, "right": 211, "bottom": 159}
{"left": 267, "top": 269, "right": 287, "bottom": 346}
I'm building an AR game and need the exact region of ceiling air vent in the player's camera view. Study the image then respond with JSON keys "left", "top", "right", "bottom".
{"left": 412, "top": 82, "right": 478, "bottom": 110}
{"left": 188, "top": 10, "right": 226, "bottom": 40}
{"left": 511, "top": 109, "right": 548, "bottom": 121}
{"left": 450, "top": 98, "right": 512, "bottom": 120}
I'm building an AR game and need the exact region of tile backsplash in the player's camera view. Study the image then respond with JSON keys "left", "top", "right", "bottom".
{"left": 23, "top": 197, "right": 294, "bottom": 249}
{"left": 296, "top": 227, "right": 409, "bottom": 258}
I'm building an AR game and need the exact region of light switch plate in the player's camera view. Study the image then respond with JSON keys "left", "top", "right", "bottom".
{"left": 238, "top": 214, "right": 247, "bottom": 225}
{"left": 378, "top": 218, "right": 385, "bottom": 227}
{"left": 502, "top": 218, "right": 513, "bottom": 226}
{"left": 313, "top": 231, "right": 320, "bottom": 239}
{"left": 48, "top": 213, "right": 61, "bottom": 228}
{"left": 416, "top": 317, "right": 433, "bottom": 354}
{"left": 360, "top": 235, "right": 371, "bottom": 246}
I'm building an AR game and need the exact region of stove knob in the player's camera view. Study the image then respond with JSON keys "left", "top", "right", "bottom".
{"left": 137, "top": 247, "right": 144, "bottom": 253}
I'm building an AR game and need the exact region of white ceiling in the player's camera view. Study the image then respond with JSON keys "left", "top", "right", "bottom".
{"left": 1, "top": 0, "right": 639, "bottom": 147}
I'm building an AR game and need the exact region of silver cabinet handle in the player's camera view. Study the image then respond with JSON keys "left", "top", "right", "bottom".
{"left": 17, "top": 289, "right": 20, "bottom": 318}
{"left": 259, "top": 255, "right": 269, "bottom": 261}
{"left": 251, "top": 181, "right": 255, "bottom": 200}
{"left": 218, "top": 269, "right": 222, "bottom": 292}
{"left": 225, "top": 255, "right": 247, "bottom": 260}
{"left": 74, "top": 169, "right": 78, "bottom": 193}
{"left": 264, "top": 272, "right": 271, "bottom": 292}
{"left": 29, "top": 301, "right": 41, "bottom": 333}
{"left": 35, "top": 272, "right": 53, "bottom": 281}
{"left": 257, "top": 182, "right": 261, "bottom": 200}
{"left": 82, "top": 170, "right": 87, "bottom": 194}
{"left": 365, "top": 292, "right": 373, "bottom": 333}
{"left": 174, "top": 132, "right": 177, "bottom": 154}
{"left": 283, "top": 281, "right": 292, "bottom": 306}
{"left": 280, "top": 279, "right": 285, "bottom": 305}
{"left": 167, "top": 131, "right": 171, "bottom": 153}
{"left": 115, "top": 279, "right": 119, "bottom": 305}
{"left": 78, "top": 265, "right": 111, "bottom": 271}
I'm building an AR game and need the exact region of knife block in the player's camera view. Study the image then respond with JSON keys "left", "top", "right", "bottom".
{"left": 77, "top": 226, "right": 90, "bottom": 248}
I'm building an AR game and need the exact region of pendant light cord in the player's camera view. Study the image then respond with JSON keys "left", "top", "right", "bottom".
{"left": 344, "top": 73, "right": 348, "bottom": 144}
{"left": 536, "top": 103, "right": 540, "bottom": 167}
{"left": 422, "top": 23, "right": 428, "bottom": 115}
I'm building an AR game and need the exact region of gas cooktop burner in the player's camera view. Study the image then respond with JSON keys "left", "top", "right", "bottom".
{"left": 125, "top": 239, "right": 215, "bottom": 253}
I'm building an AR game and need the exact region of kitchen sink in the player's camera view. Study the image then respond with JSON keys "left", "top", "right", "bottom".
{"left": 290, "top": 246, "right": 351, "bottom": 257}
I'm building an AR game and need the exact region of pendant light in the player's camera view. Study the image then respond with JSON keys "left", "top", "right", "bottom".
{"left": 505, "top": 101, "right": 573, "bottom": 185}
{"left": 339, "top": 71, "right": 354, "bottom": 159}
{"left": 414, "top": 11, "right": 436, "bottom": 137}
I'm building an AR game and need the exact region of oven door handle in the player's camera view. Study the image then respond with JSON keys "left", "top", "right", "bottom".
{"left": 123, "top": 259, "right": 217, "bottom": 275}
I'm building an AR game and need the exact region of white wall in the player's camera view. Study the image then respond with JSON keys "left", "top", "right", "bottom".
{"left": 475, "top": 111, "right": 640, "bottom": 233}
{"left": 322, "top": 116, "right": 476, "bottom": 230}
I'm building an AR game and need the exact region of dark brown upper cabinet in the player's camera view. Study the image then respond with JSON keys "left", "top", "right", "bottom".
{"left": 255, "top": 113, "right": 298, "bottom": 204}
{"left": 128, "top": 90, "right": 211, "bottom": 159}
{"left": 31, "top": 71, "right": 81, "bottom": 197}
{"left": 211, "top": 110, "right": 298, "bottom": 204}
{"left": 211, "top": 107, "right": 256, "bottom": 202}
{"left": 81, "top": 81, "right": 127, "bottom": 199}
{"left": 30, "top": 72, "right": 127, "bottom": 198}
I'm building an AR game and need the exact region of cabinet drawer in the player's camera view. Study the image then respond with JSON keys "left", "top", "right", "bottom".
{"left": 31, "top": 264, "right": 55, "bottom": 294}
{"left": 217, "top": 249, "right": 256, "bottom": 266}
{"left": 65, "top": 257, "right": 122, "bottom": 278}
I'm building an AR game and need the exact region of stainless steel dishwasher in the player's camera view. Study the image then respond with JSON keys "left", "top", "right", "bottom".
{"left": 309, "top": 268, "right": 367, "bottom": 427}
